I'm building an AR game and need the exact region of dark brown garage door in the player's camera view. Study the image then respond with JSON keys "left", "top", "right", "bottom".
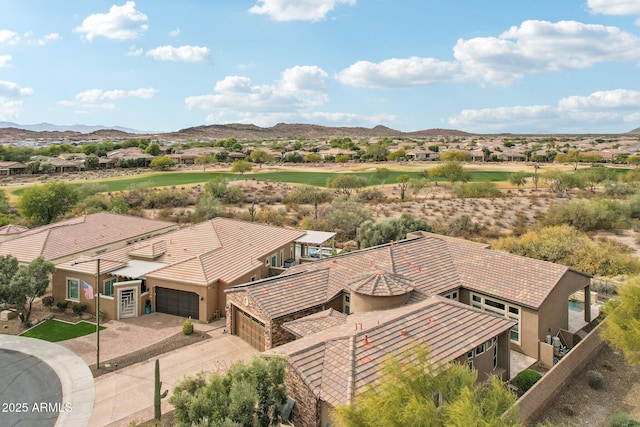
{"left": 234, "top": 307, "right": 265, "bottom": 351}
{"left": 155, "top": 287, "right": 199, "bottom": 319}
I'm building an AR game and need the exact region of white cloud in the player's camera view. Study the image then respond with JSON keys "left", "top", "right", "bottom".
{"left": 128, "top": 45, "right": 143, "bottom": 56}
{"left": 145, "top": 45, "right": 211, "bottom": 63}
{"left": 0, "top": 55, "right": 11, "bottom": 67}
{"left": 0, "top": 81, "right": 33, "bottom": 98}
{"left": 336, "top": 57, "right": 460, "bottom": 88}
{"left": 0, "top": 81, "right": 33, "bottom": 121}
{"left": 337, "top": 20, "right": 640, "bottom": 88}
{"left": 38, "top": 33, "right": 61, "bottom": 45}
{"left": 186, "top": 65, "right": 329, "bottom": 121}
{"left": 62, "top": 87, "right": 158, "bottom": 109}
{"left": 587, "top": 0, "right": 640, "bottom": 16}
{"left": 447, "top": 89, "right": 640, "bottom": 133}
{"left": 75, "top": 1, "right": 149, "bottom": 41}
{"left": 0, "top": 29, "right": 19, "bottom": 45}
{"left": 169, "top": 27, "right": 181, "bottom": 37}
{"left": 249, "top": 0, "right": 356, "bottom": 22}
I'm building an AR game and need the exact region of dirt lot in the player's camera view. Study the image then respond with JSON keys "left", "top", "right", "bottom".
{"left": 535, "top": 344, "right": 640, "bottom": 426}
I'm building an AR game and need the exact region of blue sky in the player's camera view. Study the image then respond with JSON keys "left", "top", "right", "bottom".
{"left": 1, "top": 0, "right": 640, "bottom": 134}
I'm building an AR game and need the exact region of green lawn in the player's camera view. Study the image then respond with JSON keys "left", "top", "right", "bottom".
{"left": 20, "top": 319, "right": 105, "bottom": 342}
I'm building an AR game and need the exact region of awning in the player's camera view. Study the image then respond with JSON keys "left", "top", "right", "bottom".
{"left": 109, "top": 259, "right": 166, "bottom": 279}
{"left": 294, "top": 230, "right": 336, "bottom": 245}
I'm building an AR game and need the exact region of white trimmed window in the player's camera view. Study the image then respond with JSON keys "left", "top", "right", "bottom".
{"left": 271, "top": 254, "right": 277, "bottom": 267}
{"left": 443, "top": 290, "right": 459, "bottom": 301}
{"left": 103, "top": 277, "right": 116, "bottom": 297}
{"left": 493, "top": 341, "right": 499, "bottom": 370}
{"left": 470, "top": 293, "right": 521, "bottom": 344}
{"left": 279, "top": 249, "right": 284, "bottom": 267}
{"left": 67, "top": 278, "right": 80, "bottom": 301}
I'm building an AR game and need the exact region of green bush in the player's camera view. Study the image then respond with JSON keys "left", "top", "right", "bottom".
{"left": 452, "top": 182, "right": 502, "bottom": 198}
{"left": 182, "top": 318, "right": 194, "bottom": 335}
{"left": 514, "top": 369, "right": 542, "bottom": 392}
{"left": 586, "top": 370, "right": 603, "bottom": 389}
{"left": 72, "top": 303, "right": 88, "bottom": 316}
{"left": 42, "top": 295, "right": 55, "bottom": 309}
{"left": 609, "top": 412, "right": 640, "bottom": 427}
{"left": 56, "top": 301, "right": 69, "bottom": 311}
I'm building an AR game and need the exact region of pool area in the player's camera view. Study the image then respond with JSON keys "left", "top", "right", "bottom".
{"left": 568, "top": 299, "right": 585, "bottom": 312}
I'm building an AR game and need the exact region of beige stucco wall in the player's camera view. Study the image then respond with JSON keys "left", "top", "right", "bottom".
{"left": 349, "top": 292, "right": 411, "bottom": 314}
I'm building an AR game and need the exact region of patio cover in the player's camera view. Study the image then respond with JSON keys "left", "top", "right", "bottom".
{"left": 295, "top": 230, "right": 336, "bottom": 246}
{"left": 109, "top": 259, "right": 167, "bottom": 279}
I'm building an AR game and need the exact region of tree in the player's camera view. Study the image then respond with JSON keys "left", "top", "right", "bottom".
{"left": 84, "top": 153, "right": 100, "bottom": 170}
{"left": 327, "top": 175, "right": 368, "bottom": 199}
{"left": 357, "top": 214, "right": 431, "bottom": 248}
{"left": 195, "top": 153, "right": 216, "bottom": 171}
{"left": 144, "top": 142, "right": 162, "bottom": 156}
{"left": 250, "top": 149, "right": 275, "bottom": 168}
{"left": 555, "top": 149, "right": 580, "bottom": 170}
{"left": 150, "top": 156, "right": 175, "bottom": 170}
{"left": 601, "top": 276, "right": 640, "bottom": 366}
{"left": 205, "top": 178, "right": 244, "bottom": 204}
{"left": 332, "top": 346, "right": 521, "bottom": 427}
{"left": 170, "top": 355, "right": 287, "bottom": 427}
{"left": 193, "top": 194, "right": 225, "bottom": 221}
{"left": 429, "top": 161, "right": 470, "bottom": 184}
{"left": 440, "top": 150, "right": 472, "bottom": 162}
{"left": 373, "top": 167, "right": 391, "bottom": 187}
{"left": 397, "top": 174, "right": 411, "bottom": 200}
{"left": 363, "top": 144, "right": 389, "bottom": 162}
{"left": 578, "top": 167, "right": 616, "bottom": 193}
{"left": 18, "top": 181, "right": 80, "bottom": 225}
{"left": 1, "top": 256, "right": 56, "bottom": 325}
{"left": 387, "top": 149, "right": 407, "bottom": 161}
{"left": 231, "top": 160, "right": 252, "bottom": 175}
{"left": 541, "top": 170, "right": 585, "bottom": 197}
{"left": 508, "top": 171, "right": 528, "bottom": 189}
{"left": 324, "top": 197, "right": 372, "bottom": 239}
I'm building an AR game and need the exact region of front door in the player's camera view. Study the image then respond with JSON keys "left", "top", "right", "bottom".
{"left": 119, "top": 288, "right": 138, "bottom": 319}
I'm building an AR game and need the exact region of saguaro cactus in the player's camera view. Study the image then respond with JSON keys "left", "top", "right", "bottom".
{"left": 154, "top": 359, "right": 168, "bottom": 423}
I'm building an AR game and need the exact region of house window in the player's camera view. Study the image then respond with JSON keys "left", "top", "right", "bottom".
{"left": 271, "top": 254, "right": 277, "bottom": 267}
{"left": 493, "top": 341, "right": 499, "bottom": 370}
{"left": 250, "top": 275, "right": 256, "bottom": 282}
{"left": 344, "top": 294, "right": 351, "bottom": 315}
{"left": 469, "top": 293, "right": 521, "bottom": 345}
{"left": 279, "top": 250, "right": 284, "bottom": 267}
{"left": 103, "top": 277, "right": 116, "bottom": 297}
{"left": 475, "top": 343, "right": 485, "bottom": 356}
{"left": 290, "top": 246, "right": 294, "bottom": 259}
{"left": 443, "top": 291, "right": 458, "bottom": 300}
{"left": 67, "top": 278, "right": 80, "bottom": 301}
{"left": 265, "top": 257, "right": 270, "bottom": 266}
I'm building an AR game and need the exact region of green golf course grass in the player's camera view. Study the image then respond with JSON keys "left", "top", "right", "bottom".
{"left": 20, "top": 319, "right": 105, "bottom": 342}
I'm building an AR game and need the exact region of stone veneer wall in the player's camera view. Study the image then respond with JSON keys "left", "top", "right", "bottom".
{"left": 285, "top": 364, "right": 321, "bottom": 427}
{"left": 270, "top": 306, "right": 325, "bottom": 348}
{"left": 511, "top": 322, "right": 606, "bottom": 424}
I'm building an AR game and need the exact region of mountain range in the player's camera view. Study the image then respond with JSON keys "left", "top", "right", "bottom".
{"left": 0, "top": 121, "right": 638, "bottom": 142}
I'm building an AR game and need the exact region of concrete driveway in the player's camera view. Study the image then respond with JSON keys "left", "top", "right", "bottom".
{"left": 89, "top": 332, "right": 257, "bottom": 427}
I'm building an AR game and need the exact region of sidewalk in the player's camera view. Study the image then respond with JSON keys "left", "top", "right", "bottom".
{"left": 88, "top": 331, "right": 257, "bottom": 427}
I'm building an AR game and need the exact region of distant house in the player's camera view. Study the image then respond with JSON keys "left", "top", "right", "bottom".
{"left": 53, "top": 218, "right": 307, "bottom": 323}
{"left": 0, "top": 212, "right": 176, "bottom": 264}
{"left": 0, "top": 161, "right": 26, "bottom": 175}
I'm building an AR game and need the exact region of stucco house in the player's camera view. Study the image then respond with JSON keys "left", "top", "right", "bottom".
{"left": 225, "top": 232, "right": 591, "bottom": 360}
{"left": 263, "top": 297, "right": 514, "bottom": 427}
{"left": 52, "top": 218, "right": 307, "bottom": 323}
{"left": 0, "top": 212, "right": 177, "bottom": 264}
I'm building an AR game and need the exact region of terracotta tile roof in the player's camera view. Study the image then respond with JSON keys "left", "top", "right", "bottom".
{"left": 347, "top": 269, "right": 414, "bottom": 296}
{"left": 0, "top": 224, "right": 28, "bottom": 236}
{"left": 252, "top": 234, "right": 578, "bottom": 312}
{"left": 265, "top": 296, "right": 514, "bottom": 406}
{"left": 0, "top": 212, "right": 175, "bottom": 263}
{"left": 59, "top": 218, "right": 306, "bottom": 287}
{"left": 282, "top": 308, "right": 348, "bottom": 337}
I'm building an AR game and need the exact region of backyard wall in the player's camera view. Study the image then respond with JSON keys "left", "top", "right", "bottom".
{"left": 512, "top": 322, "right": 606, "bottom": 425}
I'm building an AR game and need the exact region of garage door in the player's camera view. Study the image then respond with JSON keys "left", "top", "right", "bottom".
{"left": 155, "top": 287, "right": 199, "bottom": 319}
{"left": 234, "top": 307, "right": 265, "bottom": 351}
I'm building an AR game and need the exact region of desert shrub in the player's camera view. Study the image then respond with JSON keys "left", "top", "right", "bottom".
{"left": 356, "top": 187, "right": 386, "bottom": 203}
{"left": 609, "top": 412, "right": 640, "bottom": 427}
{"left": 432, "top": 214, "right": 480, "bottom": 239}
{"left": 451, "top": 182, "right": 502, "bottom": 198}
{"left": 182, "top": 318, "right": 194, "bottom": 335}
{"left": 282, "top": 185, "right": 333, "bottom": 205}
{"left": 141, "top": 189, "right": 192, "bottom": 209}
{"left": 586, "top": 370, "right": 603, "bottom": 389}
{"left": 72, "top": 302, "right": 88, "bottom": 316}
{"left": 543, "top": 198, "right": 630, "bottom": 231}
{"left": 56, "top": 301, "right": 69, "bottom": 311}
{"left": 42, "top": 295, "right": 54, "bottom": 309}
{"left": 561, "top": 404, "right": 575, "bottom": 416}
{"left": 514, "top": 369, "right": 542, "bottom": 392}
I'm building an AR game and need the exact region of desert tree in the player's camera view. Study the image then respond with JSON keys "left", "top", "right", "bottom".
{"left": 440, "top": 150, "right": 472, "bottom": 162}
{"left": 250, "top": 149, "right": 275, "bottom": 168}
{"left": 508, "top": 171, "right": 528, "bottom": 189}
{"left": 231, "top": 160, "right": 252, "bottom": 175}
{"left": 149, "top": 156, "right": 175, "bottom": 170}
{"left": 327, "top": 175, "right": 368, "bottom": 199}
{"left": 373, "top": 167, "right": 391, "bottom": 187}
{"left": 601, "top": 276, "right": 640, "bottom": 366}
{"left": 357, "top": 214, "right": 431, "bottom": 249}
{"left": 429, "top": 161, "right": 471, "bottom": 184}
{"left": 397, "top": 174, "right": 411, "bottom": 200}
{"left": 18, "top": 181, "right": 80, "bottom": 225}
